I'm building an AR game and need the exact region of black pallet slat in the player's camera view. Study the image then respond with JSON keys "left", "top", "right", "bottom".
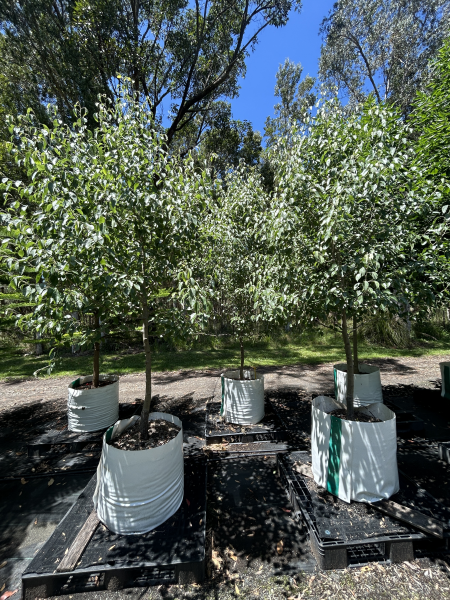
{"left": 27, "top": 402, "right": 142, "bottom": 457}
{"left": 205, "top": 402, "right": 289, "bottom": 445}
{"left": 277, "top": 451, "right": 448, "bottom": 570}
{"left": 383, "top": 397, "right": 425, "bottom": 436}
{"left": 22, "top": 457, "right": 207, "bottom": 599}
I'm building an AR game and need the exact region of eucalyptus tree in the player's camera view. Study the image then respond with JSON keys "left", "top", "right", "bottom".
{"left": 270, "top": 97, "right": 442, "bottom": 417}
{"left": 318, "top": 0, "right": 450, "bottom": 116}
{"left": 1, "top": 0, "right": 301, "bottom": 149}
{"left": 264, "top": 58, "right": 316, "bottom": 147}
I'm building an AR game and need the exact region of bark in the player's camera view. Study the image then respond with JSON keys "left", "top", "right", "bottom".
{"left": 140, "top": 299, "right": 152, "bottom": 440}
{"left": 35, "top": 331, "right": 43, "bottom": 356}
{"left": 342, "top": 310, "right": 354, "bottom": 419}
{"left": 353, "top": 315, "right": 359, "bottom": 375}
{"left": 93, "top": 311, "right": 100, "bottom": 388}
{"left": 240, "top": 338, "right": 244, "bottom": 380}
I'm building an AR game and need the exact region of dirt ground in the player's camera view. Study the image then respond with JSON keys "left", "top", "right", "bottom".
{"left": 0, "top": 355, "right": 449, "bottom": 600}
{"left": 1, "top": 354, "right": 447, "bottom": 412}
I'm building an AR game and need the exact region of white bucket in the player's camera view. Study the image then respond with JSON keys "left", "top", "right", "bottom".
{"left": 440, "top": 362, "right": 450, "bottom": 399}
{"left": 334, "top": 363, "right": 383, "bottom": 407}
{"left": 311, "top": 395, "right": 399, "bottom": 503}
{"left": 67, "top": 374, "right": 119, "bottom": 432}
{"left": 221, "top": 370, "right": 265, "bottom": 425}
{"left": 94, "top": 412, "right": 184, "bottom": 535}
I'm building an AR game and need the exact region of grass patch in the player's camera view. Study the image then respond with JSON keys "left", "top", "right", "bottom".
{"left": 1, "top": 329, "right": 450, "bottom": 381}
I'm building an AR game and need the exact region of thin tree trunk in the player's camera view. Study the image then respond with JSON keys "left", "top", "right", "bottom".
{"left": 353, "top": 315, "right": 359, "bottom": 374}
{"left": 342, "top": 310, "right": 354, "bottom": 419}
{"left": 140, "top": 299, "right": 152, "bottom": 440}
{"left": 35, "top": 331, "right": 43, "bottom": 356}
{"left": 93, "top": 311, "right": 100, "bottom": 388}
{"left": 240, "top": 338, "right": 244, "bottom": 380}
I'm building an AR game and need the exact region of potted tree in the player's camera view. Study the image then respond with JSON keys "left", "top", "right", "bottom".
{"left": 271, "top": 96, "right": 440, "bottom": 502}
{"left": 3, "top": 117, "right": 126, "bottom": 433}
{"left": 206, "top": 166, "right": 270, "bottom": 425}
{"left": 3, "top": 90, "right": 209, "bottom": 533}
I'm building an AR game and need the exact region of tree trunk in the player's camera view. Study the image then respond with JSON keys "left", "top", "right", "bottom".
{"left": 93, "top": 311, "right": 100, "bottom": 388}
{"left": 35, "top": 331, "right": 43, "bottom": 356}
{"left": 240, "top": 338, "right": 244, "bottom": 380}
{"left": 353, "top": 315, "right": 359, "bottom": 375}
{"left": 342, "top": 310, "right": 354, "bottom": 419}
{"left": 140, "top": 300, "right": 152, "bottom": 440}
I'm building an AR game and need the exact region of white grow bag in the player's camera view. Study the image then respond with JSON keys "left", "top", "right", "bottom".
{"left": 311, "top": 396, "right": 399, "bottom": 503}
{"left": 440, "top": 362, "right": 450, "bottom": 400}
{"left": 220, "top": 370, "right": 265, "bottom": 425}
{"left": 334, "top": 363, "right": 383, "bottom": 408}
{"left": 94, "top": 412, "right": 184, "bottom": 535}
{"left": 68, "top": 374, "right": 119, "bottom": 433}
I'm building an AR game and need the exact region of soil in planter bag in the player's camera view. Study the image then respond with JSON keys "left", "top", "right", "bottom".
{"left": 440, "top": 362, "right": 450, "bottom": 400}
{"left": 311, "top": 396, "right": 399, "bottom": 503}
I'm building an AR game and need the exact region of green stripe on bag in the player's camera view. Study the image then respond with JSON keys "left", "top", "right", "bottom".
{"left": 333, "top": 368, "right": 338, "bottom": 399}
{"left": 220, "top": 375, "right": 225, "bottom": 416}
{"left": 326, "top": 415, "right": 342, "bottom": 496}
{"left": 444, "top": 366, "right": 450, "bottom": 400}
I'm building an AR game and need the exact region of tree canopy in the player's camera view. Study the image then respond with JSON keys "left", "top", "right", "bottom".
{"left": 319, "top": 0, "right": 450, "bottom": 115}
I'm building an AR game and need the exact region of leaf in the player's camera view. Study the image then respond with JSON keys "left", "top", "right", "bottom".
{"left": 0, "top": 561, "right": 6, "bottom": 569}
{"left": 235, "top": 583, "right": 240, "bottom": 595}
{"left": 108, "top": 545, "right": 115, "bottom": 551}
{"left": 0, "top": 585, "right": 4, "bottom": 592}
{"left": 48, "top": 478, "right": 54, "bottom": 486}
{"left": 185, "top": 498, "right": 190, "bottom": 506}
{"left": 229, "top": 552, "right": 237, "bottom": 561}
{"left": 20, "top": 478, "right": 27, "bottom": 485}
{"left": 276, "top": 540, "right": 284, "bottom": 555}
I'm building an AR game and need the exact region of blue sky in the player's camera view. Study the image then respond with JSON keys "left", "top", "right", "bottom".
{"left": 230, "top": 1, "right": 336, "bottom": 135}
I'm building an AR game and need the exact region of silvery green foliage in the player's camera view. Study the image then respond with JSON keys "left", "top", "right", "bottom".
{"left": 269, "top": 97, "right": 445, "bottom": 328}
{"left": 205, "top": 165, "right": 271, "bottom": 349}
{"left": 264, "top": 58, "right": 316, "bottom": 147}
{"left": 319, "top": 0, "right": 450, "bottom": 115}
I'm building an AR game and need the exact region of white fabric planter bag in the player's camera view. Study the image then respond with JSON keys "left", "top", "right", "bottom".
{"left": 311, "top": 395, "right": 399, "bottom": 503}
{"left": 67, "top": 374, "right": 119, "bottom": 433}
{"left": 440, "top": 362, "right": 450, "bottom": 399}
{"left": 220, "top": 370, "right": 265, "bottom": 425}
{"left": 334, "top": 363, "right": 383, "bottom": 407}
{"left": 94, "top": 412, "right": 184, "bottom": 535}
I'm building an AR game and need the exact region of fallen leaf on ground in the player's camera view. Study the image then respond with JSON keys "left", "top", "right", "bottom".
{"left": 212, "top": 557, "right": 221, "bottom": 569}
{"left": 0, "top": 562, "right": 6, "bottom": 569}
{"left": 186, "top": 499, "right": 190, "bottom": 506}
{"left": 258, "top": 565, "right": 263, "bottom": 571}
{"left": 108, "top": 545, "right": 115, "bottom": 551}
{"left": 20, "top": 479, "right": 27, "bottom": 485}
{"left": 48, "top": 478, "right": 54, "bottom": 486}
{"left": 308, "top": 575, "right": 315, "bottom": 586}
{"left": 360, "top": 566, "right": 371, "bottom": 572}
{"left": 276, "top": 540, "right": 284, "bottom": 555}
{"left": 235, "top": 583, "right": 240, "bottom": 595}
{"left": 229, "top": 552, "right": 237, "bottom": 561}
{"left": 1, "top": 589, "right": 18, "bottom": 599}
{"left": 0, "top": 585, "right": 4, "bottom": 593}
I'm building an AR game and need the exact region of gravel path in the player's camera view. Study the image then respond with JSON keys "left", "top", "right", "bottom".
{"left": 1, "top": 354, "right": 447, "bottom": 414}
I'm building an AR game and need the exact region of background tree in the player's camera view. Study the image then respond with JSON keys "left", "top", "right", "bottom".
{"left": 1, "top": 0, "right": 301, "bottom": 148}
{"left": 270, "top": 97, "right": 443, "bottom": 417}
{"left": 264, "top": 58, "right": 316, "bottom": 146}
{"left": 318, "top": 0, "right": 450, "bottom": 116}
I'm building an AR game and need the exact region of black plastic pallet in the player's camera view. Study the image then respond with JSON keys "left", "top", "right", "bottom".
{"left": 383, "top": 397, "right": 425, "bottom": 436}
{"left": 277, "top": 451, "right": 448, "bottom": 570}
{"left": 27, "top": 402, "right": 142, "bottom": 457}
{"left": 438, "top": 442, "right": 450, "bottom": 464}
{"left": 205, "top": 402, "right": 289, "bottom": 445}
{"left": 22, "top": 457, "right": 207, "bottom": 599}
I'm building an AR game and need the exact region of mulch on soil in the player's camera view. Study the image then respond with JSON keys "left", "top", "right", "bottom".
{"left": 329, "top": 408, "right": 383, "bottom": 423}
{"left": 74, "top": 380, "right": 115, "bottom": 390}
{"left": 109, "top": 418, "right": 181, "bottom": 451}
